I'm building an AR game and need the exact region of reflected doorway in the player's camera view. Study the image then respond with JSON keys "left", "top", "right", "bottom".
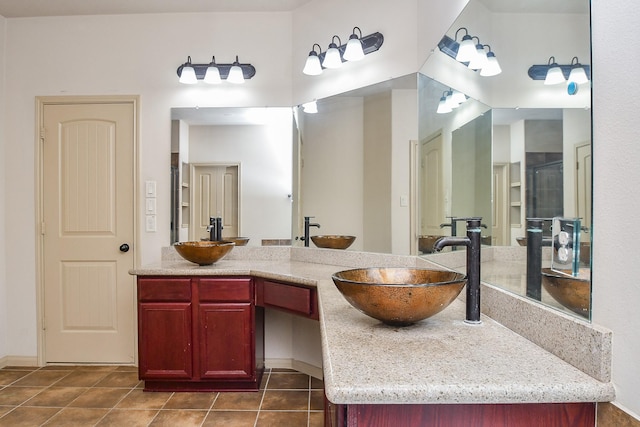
{"left": 191, "top": 164, "right": 239, "bottom": 241}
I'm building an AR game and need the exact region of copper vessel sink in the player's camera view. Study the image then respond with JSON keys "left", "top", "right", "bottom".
{"left": 311, "top": 235, "right": 356, "bottom": 250}
{"left": 331, "top": 268, "right": 466, "bottom": 326}
{"left": 541, "top": 268, "right": 590, "bottom": 317}
{"left": 418, "top": 235, "right": 443, "bottom": 253}
{"left": 226, "top": 237, "right": 250, "bottom": 246}
{"left": 174, "top": 241, "right": 235, "bottom": 266}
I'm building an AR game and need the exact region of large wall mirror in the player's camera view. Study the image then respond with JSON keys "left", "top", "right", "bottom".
{"left": 169, "top": 0, "right": 592, "bottom": 320}
{"left": 418, "top": 0, "right": 592, "bottom": 320}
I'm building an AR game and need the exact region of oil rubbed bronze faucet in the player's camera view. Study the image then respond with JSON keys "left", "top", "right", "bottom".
{"left": 433, "top": 217, "right": 483, "bottom": 324}
{"left": 303, "top": 216, "right": 321, "bottom": 247}
{"left": 207, "top": 217, "right": 224, "bottom": 241}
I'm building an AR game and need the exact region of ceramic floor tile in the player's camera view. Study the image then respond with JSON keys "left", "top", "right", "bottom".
{"left": 256, "top": 410, "right": 309, "bottom": 427}
{"left": 116, "top": 389, "right": 173, "bottom": 410}
{"left": 267, "top": 372, "right": 310, "bottom": 390}
{"left": 0, "top": 366, "right": 325, "bottom": 426}
{"left": 41, "top": 407, "right": 108, "bottom": 426}
{"left": 212, "top": 391, "right": 264, "bottom": 410}
{"left": 23, "top": 386, "right": 87, "bottom": 407}
{"left": 203, "top": 410, "right": 258, "bottom": 426}
{"left": 0, "top": 407, "right": 60, "bottom": 427}
{"left": 149, "top": 409, "right": 208, "bottom": 426}
{"left": 0, "top": 387, "right": 44, "bottom": 406}
{"left": 12, "top": 370, "right": 70, "bottom": 387}
{"left": 68, "top": 387, "right": 131, "bottom": 408}
{"left": 95, "top": 409, "right": 159, "bottom": 426}
{"left": 261, "top": 390, "right": 309, "bottom": 411}
{"left": 163, "top": 392, "right": 217, "bottom": 410}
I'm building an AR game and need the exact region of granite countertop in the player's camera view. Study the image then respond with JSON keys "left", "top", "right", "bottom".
{"left": 131, "top": 247, "right": 615, "bottom": 405}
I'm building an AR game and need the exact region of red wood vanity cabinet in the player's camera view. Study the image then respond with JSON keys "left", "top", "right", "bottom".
{"left": 137, "top": 276, "right": 264, "bottom": 391}
{"left": 255, "top": 278, "right": 319, "bottom": 320}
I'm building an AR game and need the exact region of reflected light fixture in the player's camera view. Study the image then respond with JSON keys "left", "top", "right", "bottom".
{"left": 204, "top": 56, "right": 221, "bottom": 84}
{"left": 303, "top": 44, "right": 323, "bottom": 76}
{"left": 436, "top": 91, "right": 452, "bottom": 114}
{"left": 480, "top": 45, "right": 502, "bottom": 77}
{"left": 544, "top": 56, "right": 565, "bottom": 85}
{"left": 467, "top": 37, "right": 488, "bottom": 70}
{"left": 454, "top": 28, "right": 476, "bottom": 62}
{"left": 178, "top": 56, "right": 198, "bottom": 84}
{"left": 343, "top": 27, "right": 365, "bottom": 61}
{"left": 176, "top": 55, "right": 256, "bottom": 84}
{"left": 302, "top": 100, "right": 318, "bottom": 114}
{"left": 303, "top": 28, "right": 384, "bottom": 76}
{"left": 568, "top": 56, "right": 589, "bottom": 85}
{"left": 323, "top": 35, "right": 343, "bottom": 69}
{"left": 528, "top": 57, "right": 590, "bottom": 85}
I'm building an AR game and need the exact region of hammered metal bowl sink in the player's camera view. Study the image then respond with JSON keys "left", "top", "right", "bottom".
{"left": 331, "top": 267, "right": 466, "bottom": 326}
{"left": 227, "top": 237, "right": 250, "bottom": 246}
{"left": 311, "top": 235, "right": 356, "bottom": 250}
{"left": 418, "top": 235, "right": 443, "bottom": 254}
{"left": 541, "top": 268, "right": 590, "bottom": 317}
{"left": 174, "top": 241, "right": 235, "bottom": 266}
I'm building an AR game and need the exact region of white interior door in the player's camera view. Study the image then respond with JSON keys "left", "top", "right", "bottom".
{"left": 191, "top": 165, "right": 239, "bottom": 241}
{"left": 41, "top": 100, "right": 136, "bottom": 364}
{"left": 420, "top": 134, "right": 444, "bottom": 236}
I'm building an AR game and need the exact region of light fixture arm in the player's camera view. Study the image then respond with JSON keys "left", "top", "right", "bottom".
{"left": 454, "top": 27, "right": 469, "bottom": 41}
{"left": 176, "top": 56, "right": 256, "bottom": 81}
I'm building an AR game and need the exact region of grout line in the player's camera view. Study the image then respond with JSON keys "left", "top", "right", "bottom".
{"left": 254, "top": 368, "right": 271, "bottom": 427}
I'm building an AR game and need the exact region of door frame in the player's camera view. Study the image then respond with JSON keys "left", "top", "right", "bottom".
{"left": 35, "top": 95, "right": 140, "bottom": 366}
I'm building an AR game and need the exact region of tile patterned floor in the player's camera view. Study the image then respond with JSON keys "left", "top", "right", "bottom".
{"left": 0, "top": 365, "right": 324, "bottom": 426}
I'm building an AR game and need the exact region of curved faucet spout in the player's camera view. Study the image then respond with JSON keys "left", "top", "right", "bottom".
{"left": 433, "top": 236, "right": 470, "bottom": 251}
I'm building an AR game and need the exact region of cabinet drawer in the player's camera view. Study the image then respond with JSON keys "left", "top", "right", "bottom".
{"left": 198, "top": 278, "right": 253, "bottom": 302}
{"left": 263, "top": 281, "right": 314, "bottom": 316}
{"left": 138, "top": 277, "right": 191, "bottom": 302}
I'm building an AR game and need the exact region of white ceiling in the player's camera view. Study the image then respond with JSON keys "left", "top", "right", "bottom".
{"left": 0, "top": 0, "right": 313, "bottom": 18}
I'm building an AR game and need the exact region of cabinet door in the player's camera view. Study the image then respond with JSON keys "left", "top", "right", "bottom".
{"left": 138, "top": 302, "right": 193, "bottom": 380}
{"left": 198, "top": 303, "right": 254, "bottom": 380}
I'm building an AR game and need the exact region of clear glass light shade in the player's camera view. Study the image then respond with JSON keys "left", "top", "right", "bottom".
{"left": 480, "top": 53, "right": 502, "bottom": 76}
{"left": 568, "top": 66, "right": 589, "bottom": 85}
{"left": 468, "top": 45, "right": 488, "bottom": 70}
{"left": 322, "top": 44, "right": 343, "bottom": 69}
{"left": 303, "top": 53, "right": 323, "bottom": 76}
{"left": 437, "top": 96, "right": 452, "bottom": 114}
{"left": 302, "top": 101, "right": 318, "bottom": 114}
{"left": 204, "top": 66, "right": 221, "bottom": 84}
{"left": 544, "top": 65, "right": 565, "bottom": 85}
{"left": 227, "top": 65, "right": 245, "bottom": 84}
{"left": 343, "top": 37, "right": 365, "bottom": 61}
{"left": 455, "top": 35, "right": 476, "bottom": 62}
{"left": 179, "top": 65, "right": 197, "bottom": 84}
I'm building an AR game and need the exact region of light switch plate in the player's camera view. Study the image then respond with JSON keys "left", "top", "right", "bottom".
{"left": 145, "top": 181, "right": 157, "bottom": 198}
{"left": 146, "top": 198, "right": 156, "bottom": 214}
{"left": 145, "top": 215, "right": 157, "bottom": 232}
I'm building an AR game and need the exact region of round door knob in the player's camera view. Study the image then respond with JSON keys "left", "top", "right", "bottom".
{"left": 119, "top": 243, "right": 130, "bottom": 253}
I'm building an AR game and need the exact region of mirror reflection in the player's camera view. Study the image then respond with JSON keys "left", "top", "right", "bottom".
{"left": 418, "top": 0, "right": 591, "bottom": 319}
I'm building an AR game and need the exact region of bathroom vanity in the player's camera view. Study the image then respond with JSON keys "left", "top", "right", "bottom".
{"left": 130, "top": 247, "right": 613, "bottom": 426}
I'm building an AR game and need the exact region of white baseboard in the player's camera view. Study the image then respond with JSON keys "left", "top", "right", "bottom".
{"left": 265, "top": 358, "right": 323, "bottom": 380}
{"left": 0, "top": 355, "right": 39, "bottom": 368}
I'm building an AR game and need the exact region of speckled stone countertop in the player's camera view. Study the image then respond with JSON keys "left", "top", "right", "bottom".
{"left": 131, "top": 246, "right": 615, "bottom": 405}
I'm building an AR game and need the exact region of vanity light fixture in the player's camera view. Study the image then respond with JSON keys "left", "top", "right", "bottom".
{"left": 323, "top": 35, "right": 343, "bottom": 69}
{"left": 436, "top": 92, "right": 452, "bottom": 114}
{"left": 479, "top": 45, "right": 502, "bottom": 77}
{"left": 178, "top": 56, "right": 198, "bottom": 84}
{"left": 343, "top": 27, "right": 365, "bottom": 61}
{"left": 543, "top": 57, "right": 565, "bottom": 85}
{"left": 527, "top": 56, "right": 591, "bottom": 85}
{"left": 437, "top": 89, "right": 468, "bottom": 114}
{"left": 438, "top": 31, "right": 502, "bottom": 76}
{"left": 302, "top": 28, "right": 384, "bottom": 76}
{"left": 177, "top": 55, "right": 256, "bottom": 84}
{"left": 303, "top": 44, "right": 323, "bottom": 76}
{"left": 454, "top": 28, "right": 476, "bottom": 63}
{"left": 568, "top": 57, "right": 589, "bottom": 85}
{"left": 467, "top": 37, "right": 487, "bottom": 70}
